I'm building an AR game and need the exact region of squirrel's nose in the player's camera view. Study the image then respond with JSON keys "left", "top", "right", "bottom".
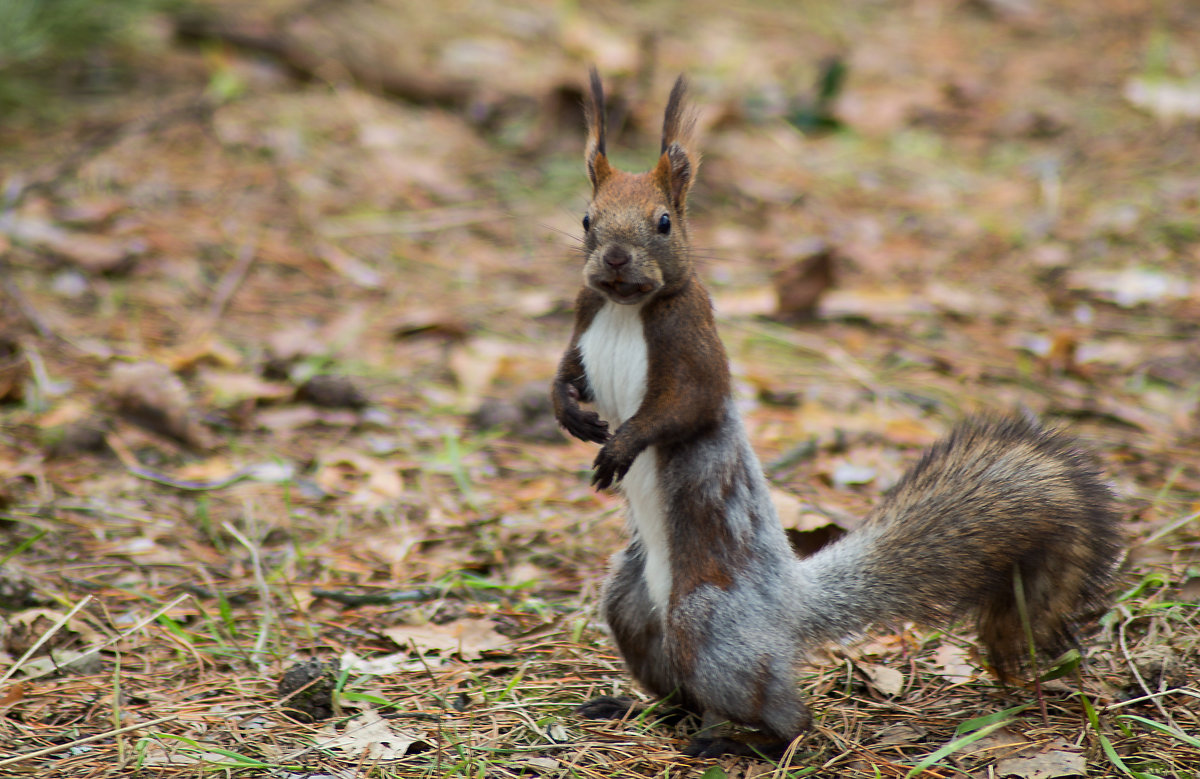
{"left": 603, "top": 247, "right": 631, "bottom": 269}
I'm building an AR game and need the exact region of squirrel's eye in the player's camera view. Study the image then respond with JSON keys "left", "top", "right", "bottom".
{"left": 582, "top": 214, "right": 591, "bottom": 232}
{"left": 657, "top": 213, "right": 671, "bottom": 234}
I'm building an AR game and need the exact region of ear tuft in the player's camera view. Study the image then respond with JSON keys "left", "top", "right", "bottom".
{"left": 657, "top": 76, "right": 700, "bottom": 211}
{"left": 584, "top": 67, "right": 611, "bottom": 190}
{"left": 660, "top": 76, "right": 697, "bottom": 155}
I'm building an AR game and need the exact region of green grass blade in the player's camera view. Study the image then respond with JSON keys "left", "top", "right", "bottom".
{"left": 1118, "top": 714, "right": 1200, "bottom": 749}
{"left": 954, "top": 703, "right": 1030, "bottom": 736}
{"left": 905, "top": 719, "right": 1011, "bottom": 778}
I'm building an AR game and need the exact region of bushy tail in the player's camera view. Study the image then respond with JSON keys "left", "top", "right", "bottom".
{"left": 857, "top": 415, "right": 1121, "bottom": 677}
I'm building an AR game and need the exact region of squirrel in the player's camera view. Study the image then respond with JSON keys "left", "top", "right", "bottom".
{"left": 551, "top": 70, "right": 1122, "bottom": 758}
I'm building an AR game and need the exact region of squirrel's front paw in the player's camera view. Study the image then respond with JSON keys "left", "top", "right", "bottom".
{"left": 560, "top": 405, "right": 609, "bottom": 444}
{"left": 592, "top": 443, "right": 633, "bottom": 490}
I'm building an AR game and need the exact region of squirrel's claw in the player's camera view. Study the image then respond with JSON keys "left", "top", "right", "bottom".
{"left": 592, "top": 444, "right": 631, "bottom": 490}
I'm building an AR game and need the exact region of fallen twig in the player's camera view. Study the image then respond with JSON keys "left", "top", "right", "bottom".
{"left": 311, "top": 586, "right": 445, "bottom": 606}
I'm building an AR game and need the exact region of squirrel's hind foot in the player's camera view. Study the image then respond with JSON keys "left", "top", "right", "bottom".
{"left": 575, "top": 695, "right": 637, "bottom": 720}
{"left": 682, "top": 734, "right": 790, "bottom": 760}
{"left": 575, "top": 695, "right": 691, "bottom": 726}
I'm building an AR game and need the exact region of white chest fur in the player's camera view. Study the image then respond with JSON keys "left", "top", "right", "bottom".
{"left": 577, "top": 301, "right": 672, "bottom": 614}
{"left": 576, "top": 302, "right": 648, "bottom": 426}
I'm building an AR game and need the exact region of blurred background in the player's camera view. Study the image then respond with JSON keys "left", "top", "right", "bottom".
{"left": 1, "top": 0, "right": 1198, "bottom": 775}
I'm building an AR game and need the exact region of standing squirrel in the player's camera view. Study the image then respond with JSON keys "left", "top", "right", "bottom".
{"left": 552, "top": 70, "right": 1121, "bottom": 757}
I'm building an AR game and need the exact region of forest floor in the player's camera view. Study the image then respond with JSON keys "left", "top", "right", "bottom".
{"left": 1, "top": 1, "right": 1198, "bottom": 777}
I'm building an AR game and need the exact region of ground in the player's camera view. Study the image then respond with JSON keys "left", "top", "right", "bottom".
{"left": 0, "top": 1, "right": 1198, "bottom": 777}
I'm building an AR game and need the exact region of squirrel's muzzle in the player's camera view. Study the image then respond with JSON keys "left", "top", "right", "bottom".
{"left": 604, "top": 246, "right": 632, "bottom": 270}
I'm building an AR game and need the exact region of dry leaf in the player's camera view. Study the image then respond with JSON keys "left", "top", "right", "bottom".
{"left": 1125, "top": 77, "right": 1200, "bottom": 123}
{"left": 253, "top": 406, "right": 324, "bottom": 432}
{"left": 873, "top": 722, "right": 926, "bottom": 746}
{"left": 448, "top": 338, "right": 508, "bottom": 409}
{"left": 831, "top": 461, "right": 876, "bottom": 487}
{"left": 55, "top": 195, "right": 126, "bottom": 227}
{"left": 952, "top": 728, "right": 1026, "bottom": 762}
{"left": 107, "top": 361, "right": 211, "bottom": 448}
{"left": 883, "top": 418, "right": 940, "bottom": 447}
{"left": 391, "top": 307, "right": 471, "bottom": 341}
{"left": 773, "top": 488, "right": 848, "bottom": 556}
{"left": 0, "top": 339, "right": 28, "bottom": 403}
{"left": 382, "top": 618, "right": 510, "bottom": 660}
{"left": 0, "top": 682, "right": 26, "bottom": 710}
{"left": 518, "top": 757, "right": 562, "bottom": 772}
{"left": 4, "top": 216, "right": 143, "bottom": 272}
{"left": 313, "top": 449, "right": 405, "bottom": 508}
{"left": 932, "top": 643, "right": 977, "bottom": 685}
{"left": 774, "top": 246, "right": 837, "bottom": 321}
{"left": 819, "top": 287, "right": 936, "bottom": 320}
{"left": 267, "top": 322, "right": 324, "bottom": 363}
{"left": 996, "top": 739, "right": 1086, "bottom": 779}
{"left": 712, "top": 286, "right": 776, "bottom": 317}
{"left": 315, "top": 709, "right": 419, "bottom": 760}
{"left": 198, "top": 370, "right": 294, "bottom": 407}
{"left": 925, "top": 281, "right": 1009, "bottom": 318}
{"left": 340, "top": 650, "right": 436, "bottom": 676}
{"left": 856, "top": 662, "right": 905, "bottom": 696}
{"left": 162, "top": 339, "right": 242, "bottom": 372}
{"left": 1068, "top": 268, "right": 1193, "bottom": 308}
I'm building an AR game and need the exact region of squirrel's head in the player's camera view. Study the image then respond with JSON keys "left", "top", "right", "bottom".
{"left": 580, "top": 69, "right": 699, "bottom": 305}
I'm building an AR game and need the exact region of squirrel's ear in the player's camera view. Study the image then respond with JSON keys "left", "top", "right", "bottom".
{"left": 584, "top": 67, "right": 613, "bottom": 191}
{"left": 655, "top": 75, "right": 699, "bottom": 211}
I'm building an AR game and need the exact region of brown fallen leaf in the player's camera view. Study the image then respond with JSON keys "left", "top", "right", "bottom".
{"left": 1068, "top": 267, "right": 1193, "bottom": 308}
{"left": 0, "top": 681, "right": 26, "bottom": 711}
{"left": 995, "top": 739, "right": 1086, "bottom": 779}
{"left": 819, "top": 287, "right": 935, "bottom": 321}
{"left": 712, "top": 285, "right": 776, "bottom": 318}
{"left": 1179, "top": 576, "right": 1200, "bottom": 601}
{"left": 5, "top": 216, "right": 144, "bottom": 273}
{"left": 297, "top": 374, "right": 369, "bottom": 409}
{"left": 447, "top": 338, "right": 508, "bottom": 409}
{"left": 772, "top": 488, "right": 847, "bottom": 557}
{"left": 873, "top": 722, "right": 926, "bottom": 746}
{"left": 266, "top": 321, "right": 324, "bottom": 364}
{"left": 107, "top": 361, "right": 211, "bottom": 449}
{"left": 315, "top": 709, "right": 420, "bottom": 761}
{"left": 774, "top": 245, "right": 837, "bottom": 321}
{"left": 0, "top": 338, "right": 28, "bottom": 404}
{"left": 883, "top": 417, "right": 941, "bottom": 447}
{"left": 2, "top": 607, "right": 103, "bottom": 657}
{"left": 391, "top": 307, "right": 472, "bottom": 342}
{"left": 161, "top": 338, "right": 242, "bottom": 372}
{"left": 382, "top": 618, "right": 510, "bottom": 661}
{"left": 313, "top": 448, "right": 405, "bottom": 508}
{"left": 55, "top": 195, "right": 127, "bottom": 227}
{"left": 855, "top": 661, "right": 905, "bottom": 697}
{"left": 932, "top": 642, "right": 976, "bottom": 685}
{"left": 199, "top": 370, "right": 294, "bottom": 408}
